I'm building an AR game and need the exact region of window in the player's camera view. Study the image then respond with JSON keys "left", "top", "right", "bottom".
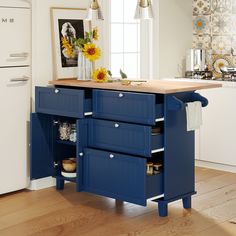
{"left": 110, "top": 0, "right": 140, "bottom": 78}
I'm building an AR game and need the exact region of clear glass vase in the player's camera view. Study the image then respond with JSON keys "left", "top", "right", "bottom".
{"left": 77, "top": 51, "right": 92, "bottom": 80}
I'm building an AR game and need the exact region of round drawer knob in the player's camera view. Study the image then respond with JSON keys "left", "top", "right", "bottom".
{"left": 109, "top": 154, "right": 114, "bottom": 159}
{"left": 119, "top": 93, "right": 124, "bottom": 98}
{"left": 79, "top": 153, "right": 83, "bottom": 157}
{"left": 114, "top": 123, "right": 119, "bottom": 128}
{"left": 55, "top": 89, "right": 59, "bottom": 94}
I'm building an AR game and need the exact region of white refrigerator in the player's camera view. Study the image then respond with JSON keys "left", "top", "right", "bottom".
{"left": 0, "top": 0, "right": 31, "bottom": 194}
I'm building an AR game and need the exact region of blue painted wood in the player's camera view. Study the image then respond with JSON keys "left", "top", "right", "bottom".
{"left": 88, "top": 119, "right": 163, "bottom": 157}
{"left": 182, "top": 196, "right": 192, "bottom": 209}
{"left": 154, "top": 191, "right": 196, "bottom": 217}
{"left": 84, "top": 148, "right": 147, "bottom": 206}
{"left": 35, "top": 87, "right": 92, "bottom": 118}
{"left": 30, "top": 113, "right": 54, "bottom": 179}
{"left": 167, "top": 92, "right": 208, "bottom": 111}
{"left": 158, "top": 202, "right": 168, "bottom": 217}
{"left": 93, "top": 89, "right": 163, "bottom": 125}
{"left": 56, "top": 178, "right": 65, "bottom": 190}
{"left": 146, "top": 173, "right": 163, "bottom": 199}
{"left": 164, "top": 93, "right": 196, "bottom": 200}
{"left": 76, "top": 119, "right": 88, "bottom": 192}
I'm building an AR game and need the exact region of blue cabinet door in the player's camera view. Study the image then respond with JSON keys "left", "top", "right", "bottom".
{"left": 30, "top": 113, "right": 54, "bottom": 179}
{"left": 35, "top": 87, "right": 92, "bottom": 118}
{"left": 84, "top": 148, "right": 147, "bottom": 206}
{"left": 93, "top": 90, "right": 163, "bottom": 125}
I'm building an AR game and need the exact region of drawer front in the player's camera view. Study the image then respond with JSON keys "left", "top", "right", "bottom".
{"left": 84, "top": 148, "right": 147, "bottom": 206}
{"left": 88, "top": 119, "right": 153, "bottom": 157}
{"left": 93, "top": 90, "right": 159, "bottom": 125}
{"left": 35, "top": 87, "right": 91, "bottom": 118}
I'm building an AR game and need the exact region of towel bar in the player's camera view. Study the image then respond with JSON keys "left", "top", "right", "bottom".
{"left": 167, "top": 92, "right": 208, "bottom": 111}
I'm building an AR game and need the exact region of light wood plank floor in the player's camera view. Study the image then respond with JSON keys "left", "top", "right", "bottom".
{"left": 0, "top": 167, "right": 236, "bottom": 236}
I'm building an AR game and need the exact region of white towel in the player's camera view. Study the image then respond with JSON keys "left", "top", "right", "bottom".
{"left": 186, "top": 101, "right": 202, "bottom": 131}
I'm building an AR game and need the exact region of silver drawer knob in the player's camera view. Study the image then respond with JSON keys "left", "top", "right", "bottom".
{"left": 55, "top": 89, "right": 59, "bottom": 94}
{"left": 79, "top": 153, "right": 83, "bottom": 157}
{"left": 109, "top": 154, "right": 114, "bottom": 159}
{"left": 119, "top": 93, "right": 124, "bottom": 98}
{"left": 114, "top": 123, "right": 119, "bottom": 128}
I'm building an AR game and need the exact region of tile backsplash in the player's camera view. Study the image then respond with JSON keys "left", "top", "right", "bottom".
{"left": 193, "top": 0, "right": 236, "bottom": 77}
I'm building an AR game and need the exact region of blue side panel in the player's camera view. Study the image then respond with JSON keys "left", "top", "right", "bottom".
{"left": 84, "top": 148, "right": 147, "bottom": 206}
{"left": 35, "top": 87, "right": 91, "bottom": 118}
{"left": 93, "top": 89, "right": 157, "bottom": 125}
{"left": 30, "top": 113, "right": 54, "bottom": 179}
{"left": 164, "top": 93, "right": 195, "bottom": 200}
{"left": 76, "top": 119, "right": 88, "bottom": 192}
{"left": 88, "top": 119, "right": 151, "bottom": 157}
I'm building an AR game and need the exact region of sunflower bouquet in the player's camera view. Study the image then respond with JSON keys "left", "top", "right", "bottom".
{"left": 61, "top": 27, "right": 101, "bottom": 61}
{"left": 61, "top": 27, "right": 109, "bottom": 82}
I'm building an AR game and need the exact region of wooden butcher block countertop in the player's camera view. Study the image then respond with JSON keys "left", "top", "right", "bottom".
{"left": 49, "top": 79, "right": 221, "bottom": 94}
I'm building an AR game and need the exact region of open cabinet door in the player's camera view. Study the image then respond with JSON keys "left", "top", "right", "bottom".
{"left": 30, "top": 113, "right": 54, "bottom": 179}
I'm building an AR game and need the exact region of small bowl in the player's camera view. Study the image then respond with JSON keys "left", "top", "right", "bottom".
{"left": 62, "top": 159, "right": 76, "bottom": 172}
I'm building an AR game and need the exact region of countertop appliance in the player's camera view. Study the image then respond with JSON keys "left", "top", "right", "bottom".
{"left": 0, "top": 0, "right": 31, "bottom": 194}
{"left": 185, "top": 49, "right": 212, "bottom": 79}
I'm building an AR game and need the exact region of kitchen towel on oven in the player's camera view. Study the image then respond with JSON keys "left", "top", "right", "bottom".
{"left": 186, "top": 101, "right": 202, "bottom": 131}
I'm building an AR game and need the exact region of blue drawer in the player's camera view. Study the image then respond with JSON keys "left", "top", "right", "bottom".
{"left": 84, "top": 148, "right": 163, "bottom": 206}
{"left": 88, "top": 119, "right": 164, "bottom": 157}
{"left": 93, "top": 90, "right": 164, "bottom": 125}
{"left": 35, "top": 87, "right": 92, "bottom": 118}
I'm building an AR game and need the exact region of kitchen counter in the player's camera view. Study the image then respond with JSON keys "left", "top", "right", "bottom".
{"left": 164, "top": 77, "right": 236, "bottom": 88}
{"left": 49, "top": 79, "right": 221, "bottom": 94}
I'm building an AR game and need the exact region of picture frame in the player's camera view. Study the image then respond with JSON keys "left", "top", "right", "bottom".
{"left": 50, "top": 7, "right": 91, "bottom": 80}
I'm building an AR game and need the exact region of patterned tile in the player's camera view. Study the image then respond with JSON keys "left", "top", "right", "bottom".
{"left": 231, "top": 15, "right": 236, "bottom": 35}
{"left": 233, "top": 1, "right": 236, "bottom": 13}
{"left": 210, "top": 54, "right": 233, "bottom": 77}
{"left": 211, "top": 0, "right": 232, "bottom": 14}
{"left": 211, "top": 14, "right": 232, "bottom": 35}
{"left": 193, "top": 15, "right": 211, "bottom": 35}
{"left": 193, "top": 35, "right": 212, "bottom": 49}
{"left": 232, "top": 56, "right": 236, "bottom": 66}
{"left": 212, "top": 36, "right": 232, "bottom": 54}
{"left": 193, "top": 0, "right": 211, "bottom": 15}
{"left": 231, "top": 35, "right": 236, "bottom": 55}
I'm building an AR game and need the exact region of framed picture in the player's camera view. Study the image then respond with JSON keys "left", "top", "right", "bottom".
{"left": 50, "top": 7, "right": 91, "bottom": 80}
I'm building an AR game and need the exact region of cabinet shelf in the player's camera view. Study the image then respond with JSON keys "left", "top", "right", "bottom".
{"left": 55, "top": 175, "right": 77, "bottom": 183}
{"left": 56, "top": 139, "right": 76, "bottom": 146}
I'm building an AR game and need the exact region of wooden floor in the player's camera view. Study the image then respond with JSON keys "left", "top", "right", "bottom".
{"left": 0, "top": 167, "right": 236, "bottom": 236}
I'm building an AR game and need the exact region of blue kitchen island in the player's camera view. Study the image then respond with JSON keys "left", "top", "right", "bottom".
{"left": 30, "top": 79, "right": 220, "bottom": 217}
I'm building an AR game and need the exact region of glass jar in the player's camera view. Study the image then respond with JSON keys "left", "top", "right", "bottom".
{"left": 78, "top": 50, "right": 92, "bottom": 80}
{"left": 69, "top": 124, "right": 77, "bottom": 142}
{"left": 59, "top": 122, "right": 71, "bottom": 140}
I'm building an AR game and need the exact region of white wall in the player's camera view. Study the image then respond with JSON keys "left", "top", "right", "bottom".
{"left": 157, "top": 0, "right": 192, "bottom": 78}
{"left": 31, "top": 0, "right": 104, "bottom": 104}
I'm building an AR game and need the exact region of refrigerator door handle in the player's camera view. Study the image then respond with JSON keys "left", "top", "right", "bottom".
{"left": 9, "top": 53, "right": 29, "bottom": 58}
{"left": 10, "top": 76, "right": 30, "bottom": 82}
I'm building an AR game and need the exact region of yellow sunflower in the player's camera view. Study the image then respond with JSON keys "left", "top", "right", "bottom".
{"left": 92, "top": 67, "right": 108, "bottom": 83}
{"left": 83, "top": 43, "right": 101, "bottom": 61}
{"left": 92, "top": 27, "right": 99, "bottom": 41}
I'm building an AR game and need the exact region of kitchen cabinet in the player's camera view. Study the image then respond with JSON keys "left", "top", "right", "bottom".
{"left": 31, "top": 80, "right": 219, "bottom": 217}
{"left": 198, "top": 87, "right": 236, "bottom": 166}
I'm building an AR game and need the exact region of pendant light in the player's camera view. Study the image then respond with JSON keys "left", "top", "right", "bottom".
{"left": 134, "top": 0, "right": 154, "bottom": 20}
{"left": 86, "top": 0, "right": 104, "bottom": 21}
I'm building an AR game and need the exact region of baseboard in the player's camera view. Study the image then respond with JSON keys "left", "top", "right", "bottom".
{"left": 28, "top": 177, "right": 56, "bottom": 191}
{"left": 196, "top": 160, "right": 236, "bottom": 173}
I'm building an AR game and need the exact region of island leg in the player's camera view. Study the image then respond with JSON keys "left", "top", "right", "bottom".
{"left": 182, "top": 196, "right": 192, "bottom": 209}
{"left": 158, "top": 201, "right": 168, "bottom": 217}
{"left": 56, "top": 178, "right": 65, "bottom": 190}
